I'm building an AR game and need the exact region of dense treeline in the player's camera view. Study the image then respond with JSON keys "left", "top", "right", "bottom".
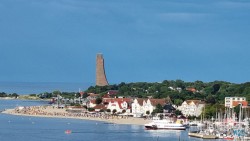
{"left": 85, "top": 80, "right": 250, "bottom": 119}
{"left": 86, "top": 80, "right": 250, "bottom": 105}
{"left": 0, "top": 92, "right": 19, "bottom": 98}
{"left": 37, "top": 91, "right": 81, "bottom": 99}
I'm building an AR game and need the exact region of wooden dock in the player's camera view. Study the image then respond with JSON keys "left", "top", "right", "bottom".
{"left": 188, "top": 132, "right": 217, "bottom": 139}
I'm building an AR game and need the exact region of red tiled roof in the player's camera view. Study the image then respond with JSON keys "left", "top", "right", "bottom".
{"left": 102, "top": 94, "right": 110, "bottom": 98}
{"left": 107, "top": 90, "right": 118, "bottom": 95}
{"left": 149, "top": 99, "right": 166, "bottom": 106}
{"left": 103, "top": 98, "right": 132, "bottom": 109}
{"left": 103, "top": 98, "right": 132, "bottom": 103}
{"left": 88, "top": 93, "right": 100, "bottom": 97}
{"left": 90, "top": 99, "right": 96, "bottom": 104}
{"left": 186, "top": 88, "right": 196, "bottom": 92}
{"left": 186, "top": 100, "right": 204, "bottom": 105}
{"left": 94, "top": 104, "right": 107, "bottom": 110}
{"left": 232, "top": 101, "right": 248, "bottom": 107}
{"left": 135, "top": 98, "right": 147, "bottom": 106}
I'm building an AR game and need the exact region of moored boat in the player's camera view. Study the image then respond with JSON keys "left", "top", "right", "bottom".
{"left": 144, "top": 117, "right": 186, "bottom": 130}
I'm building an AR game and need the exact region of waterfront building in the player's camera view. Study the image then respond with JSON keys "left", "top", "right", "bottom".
{"left": 178, "top": 100, "right": 205, "bottom": 117}
{"left": 224, "top": 97, "right": 248, "bottom": 108}
{"left": 105, "top": 98, "right": 132, "bottom": 113}
{"left": 87, "top": 99, "right": 97, "bottom": 108}
{"left": 86, "top": 93, "right": 100, "bottom": 101}
{"left": 131, "top": 98, "right": 147, "bottom": 117}
{"left": 143, "top": 99, "right": 166, "bottom": 115}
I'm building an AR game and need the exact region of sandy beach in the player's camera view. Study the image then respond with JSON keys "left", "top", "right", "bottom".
{"left": 2, "top": 106, "right": 151, "bottom": 126}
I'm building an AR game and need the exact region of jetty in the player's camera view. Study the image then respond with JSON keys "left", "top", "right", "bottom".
{"left": 188, "top": 132, "right": 217, "bottom": 139}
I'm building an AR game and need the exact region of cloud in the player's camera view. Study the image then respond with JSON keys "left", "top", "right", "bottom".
{"left": 30, "top": 0, "right": 80, "bottom": 11}
{"left": 216, "top": 1, "right": 250, "bottom": 9}
{"left": 156, "top": 12, "right": 211, "bottom": 23}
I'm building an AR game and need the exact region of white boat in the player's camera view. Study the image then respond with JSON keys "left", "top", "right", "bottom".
{"left": 189, "top": 122, "right": 206, "bottom": 127}
{"left": 144, "top": 117, "right": 186, "bottom": 130}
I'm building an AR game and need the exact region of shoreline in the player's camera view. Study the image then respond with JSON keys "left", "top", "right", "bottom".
{"left": 2, "top": 106, "right": 151, "bottom": 126}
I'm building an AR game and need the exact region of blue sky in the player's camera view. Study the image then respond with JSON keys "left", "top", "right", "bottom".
{"left": 1, "top": 0, "right": 250, "bottom": 85}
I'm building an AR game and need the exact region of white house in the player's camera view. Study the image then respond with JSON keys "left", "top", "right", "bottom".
{"left": 87, "top": 93, "right": 99, "bottom": 101}
{"left": 105, "top": 98, "right": 131, "bottom": 113}
{"left": 225, "top": 97, "right": 248, "bottom": 108}
{"left": 143, "top": 99, "right": 166, "bottom": 115}
{"left": 88, "top": 99, "right": 97, "bottom": 108}
{"left": 178, "top": 100, "right": 205, "bottom": 117}
{"left": 131, "top": 98, "right": 146, "bottom": 117}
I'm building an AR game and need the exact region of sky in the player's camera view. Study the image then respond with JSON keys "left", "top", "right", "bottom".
{"left": 1, "top": 0, "right": 250, "bottom": 85}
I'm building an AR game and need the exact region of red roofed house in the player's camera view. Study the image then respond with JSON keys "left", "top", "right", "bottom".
{"left": 225, "top": 97, "right": 248, "bottom": 108}
{"left": 106, "top": 98, "right": 132, "bottom": 113}
{"left": 87, "top": 99, "right": 97, "bottom": 108}
{"left": 107, "top": 90, "right": 118, "bottom": 97}
{"left": 143, "top": 99, "right": 167, "bottom": 115}
{"left": 102, "top": 94, "right": 111, "bottom": 99}
{"left": 93, "top": 104, "right": 107, "bottom": 112}
{"left": 186, "top": 87, "right": 197, "bottom": 93}
{"left": 131, "top": 98, "right": 147, "bottom": 117}
{"left": 87, "top": 93, "right": 100, "bottom": 101}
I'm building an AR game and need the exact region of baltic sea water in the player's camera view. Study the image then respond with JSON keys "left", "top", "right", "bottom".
{"left": 0, "top": 82, "right": 92, "bottom": 94}
{"left": 0, "top": 100, "right": 224, "bottom": 141}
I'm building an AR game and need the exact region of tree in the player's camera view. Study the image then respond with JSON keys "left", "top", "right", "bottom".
{"left": 0, "top": 92, "right": 7, "bottom": 97}
{"left": 88, "top": 108, "right": 94, "bottom": 112}
{"left": 206, "top": 94, "right": 216, "bottom": 104}
{"left": 175, "top": 79, "right": 185, "bottom": 89}
{"left": 82, "top": 92, "right": 89, "bottom": 98}
{"left": 175, "top": 110, "right": 182, "bottom": 116}
{"left": 83, "top": 105, "right": 87, "bottom": 109}
{"left": 174, "top": 99, "right": 183, "bottom": 106}
{"left": 95, "top": 97, "right": 102, "bottom": 104}
{"left": 112, "top": 109, "right": 117, "bottom": 114}
{"left": 152, "top": 104, "right": 163, "bottom": 114}
{"left": 53, "top": 90, "right": 61, "bottom": 97}
{"left": 212, "top": 84, "right": 220, "bottom": 94}
{"left": 11, "top": 93, "right": 19, "bottom": 98}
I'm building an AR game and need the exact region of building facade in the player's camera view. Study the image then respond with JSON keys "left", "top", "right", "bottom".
{"left": 225, "top": 97, "right": 248, "bottom": 108}
{"left": 131, "top": 98, "right": 146, "bottom": 117}
{"left": 178, "top": 100, "right": 205, "bottom": 117}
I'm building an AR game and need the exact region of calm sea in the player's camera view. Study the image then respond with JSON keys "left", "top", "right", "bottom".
{"left": 0, "top": 82, "right": 93, "bottom": 95}
{"left": 0, "top": 100, "right": 223, "bottom": 141}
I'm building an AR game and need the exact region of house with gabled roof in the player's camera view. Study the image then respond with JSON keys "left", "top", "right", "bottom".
{"left": 107, "top": 90, "right": 118, "bottom": 96}
{"left": 87, "top": 93, "right": 100, "bottom": 101}
{"left": 143, "top": 99, "right": 167, "bottom": 115}
{"left": 178, "top": 100, "right": 205, "bottom": 117}
{"left": 93, "top": 104, "right": 107, "bottom": 112}
{"left": 163, "top": 104, "right": 176, "bottom": 114}
{"left": 88, "top": 99, "right": 97, "bottom": 108}
{"left": 225, "top": 97, "right": 248, "bottom": 108}
{"left": 105, "top": 98, "right": 132, "bottom": 113}
{"left": 102, "top": 93, "right": 111, "bottom": 99}
{"left": 131, "top": 98, "right": 147, "bottom": 117}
